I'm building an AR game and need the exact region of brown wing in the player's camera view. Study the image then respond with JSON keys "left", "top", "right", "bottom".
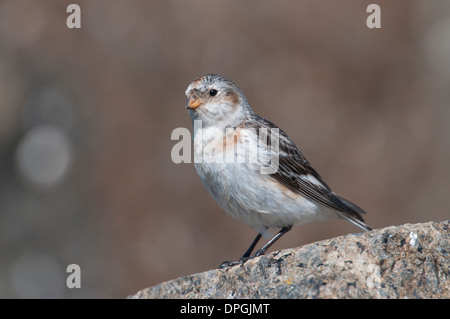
{"left": 242, "top": 115, "right": 369, "bottom": 226}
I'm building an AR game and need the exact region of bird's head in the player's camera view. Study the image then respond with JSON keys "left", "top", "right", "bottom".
{"left": 185, "top": 74, "right": 252, "bottom": 128}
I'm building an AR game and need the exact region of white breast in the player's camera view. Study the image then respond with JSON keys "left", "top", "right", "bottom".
{"left": 193, "top": 125, "right": 336, "bottom": 235}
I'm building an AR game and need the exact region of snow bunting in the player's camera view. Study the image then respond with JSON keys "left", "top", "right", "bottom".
{"left": 185, "top": 74, "right": 371, "bottom": 267}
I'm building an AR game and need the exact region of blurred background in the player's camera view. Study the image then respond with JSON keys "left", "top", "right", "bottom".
{"left": 0, "top": 0, "right": 449, "bottom": 298}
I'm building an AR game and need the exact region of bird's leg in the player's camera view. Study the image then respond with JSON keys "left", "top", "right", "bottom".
{"left": 252, "top": 225, "right": 292, "bottom": 257}
{"left": 242, "top": 233, "right": 262, "bottom": 258}
{"left": 219, "top": 226, "right": 292, "bottom": 268}
{"left": 219, "top": 232, "right": 262, "bottom": 268}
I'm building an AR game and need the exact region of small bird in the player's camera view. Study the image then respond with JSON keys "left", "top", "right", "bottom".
{"left": 185, "top": 74, "right": 371, "bottom": 267}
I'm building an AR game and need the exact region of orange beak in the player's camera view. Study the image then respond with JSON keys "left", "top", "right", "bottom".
{"left": 186, "top": 96, "right": 203, "bottom": 109}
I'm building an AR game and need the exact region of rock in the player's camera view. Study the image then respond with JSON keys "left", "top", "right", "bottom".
{"left": 130, "top": 220, "right": 449, "bottom": 299}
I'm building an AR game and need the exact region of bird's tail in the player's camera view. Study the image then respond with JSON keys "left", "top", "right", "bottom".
{"left": 334, "top": 194, "right": 372, "bottom": 232}
{"left": 338, "top": 212, "right": 372, "bottom": 232}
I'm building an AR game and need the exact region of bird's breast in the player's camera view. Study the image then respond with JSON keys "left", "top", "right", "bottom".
{"left": 193, "top": 126, "right": 273, "bottom": 166}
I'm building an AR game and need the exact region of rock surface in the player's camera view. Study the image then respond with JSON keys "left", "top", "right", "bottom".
{"left": 130, "top": 220, "right": 449, "bottom": 299}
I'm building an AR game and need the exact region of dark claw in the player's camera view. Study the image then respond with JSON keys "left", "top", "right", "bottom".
{"left": 219, "top": 260, "right": 240, "bottom": 268}
{"left": 218, "top": 256, "right": 254, "bottom": 269}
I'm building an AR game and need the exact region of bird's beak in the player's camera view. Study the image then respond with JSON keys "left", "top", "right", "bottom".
{"left": 186, "top": 96, "right": 203, "bottom": 110}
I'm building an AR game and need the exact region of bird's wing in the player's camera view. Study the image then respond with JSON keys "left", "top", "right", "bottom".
{"left": 242, "top": 115, "right": 369, "bottom": 227}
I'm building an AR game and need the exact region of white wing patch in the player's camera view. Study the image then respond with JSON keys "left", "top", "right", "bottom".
{"left": 300, "top": 174, "right": 328, "bottom": 190}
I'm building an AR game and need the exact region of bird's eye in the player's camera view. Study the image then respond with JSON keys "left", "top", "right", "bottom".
{"left": 209, "top": 89, "right": 218, "bottom": 96}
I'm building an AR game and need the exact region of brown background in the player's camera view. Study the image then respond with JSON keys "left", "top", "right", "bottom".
{"left": 0, "top": 0, "right": 449, "bottom": 298}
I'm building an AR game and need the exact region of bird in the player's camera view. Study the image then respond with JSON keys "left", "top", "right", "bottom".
{"left": 185, "top": 74, "right": 372, "bottom": 267}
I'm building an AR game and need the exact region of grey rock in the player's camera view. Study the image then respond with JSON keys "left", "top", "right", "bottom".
{"left": 130, "top": 220, "right": 449, "bottom": 299}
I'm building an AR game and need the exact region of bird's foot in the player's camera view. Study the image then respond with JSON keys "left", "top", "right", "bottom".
{"left": 219, "top": 256, "right": 249, "bottom": 268}
{"left": 218, "top": 251, "right": 266, "bottom": 269}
